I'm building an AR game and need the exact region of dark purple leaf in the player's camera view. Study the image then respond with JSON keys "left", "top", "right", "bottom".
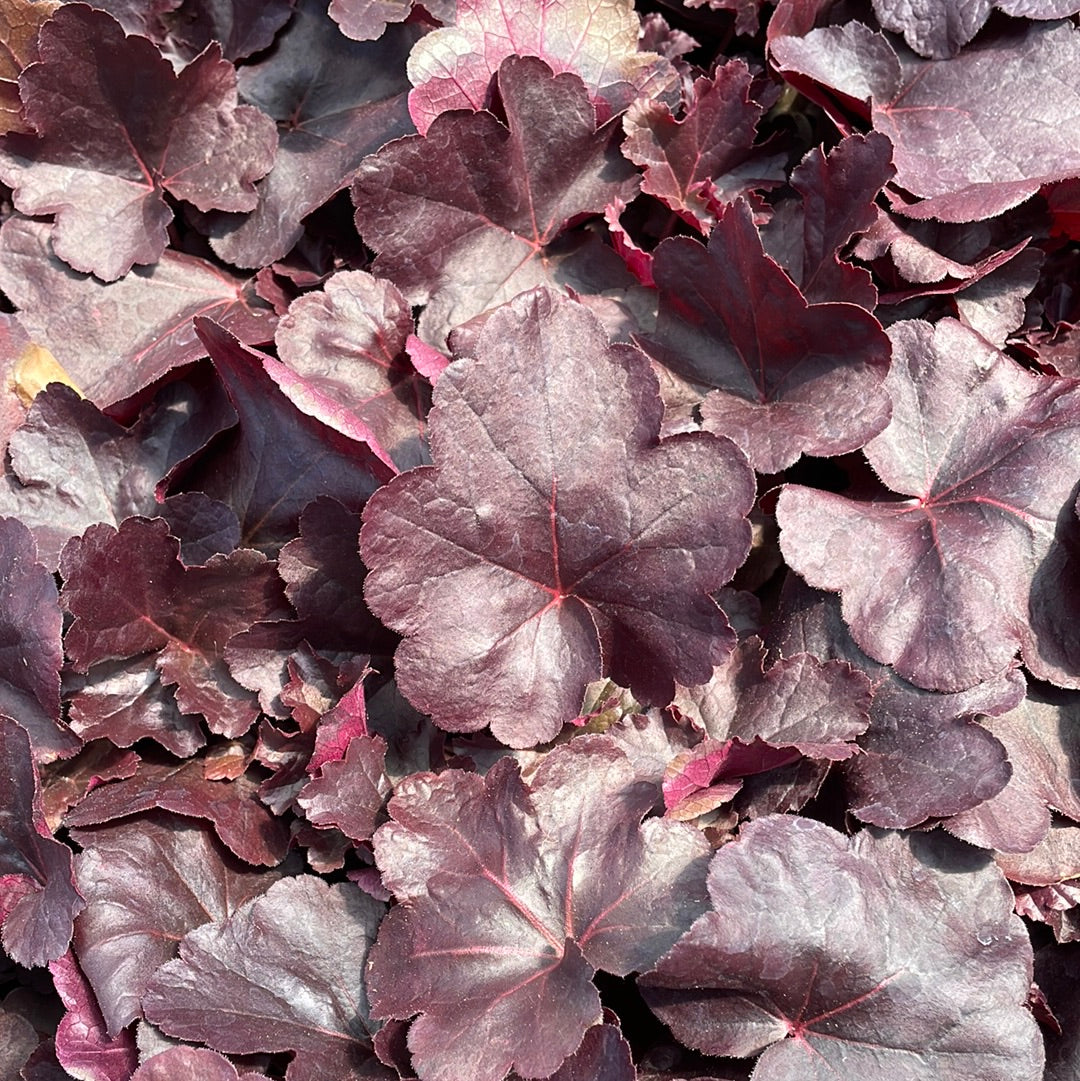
{"left": 49, "top": 950, "right": 137, "bottom": 1081}
{"left": 61, "top": 517, "right": 289, "bottom": 739}
{"left": 297, "top": 735, "right": 389, "bottom": 843}
{"left": 771, "top": 19, "right": 1080, "bottom": 221}
{"left": 208, "top": 0, "right": 415, "bottom": 269}
{"left": 777, "top": 318, "right": 1080, "bottom": 692}
{"left": 353, "top": 56, "right": 641, "bottom": 348}
{"left": 143, "top": 876, "right": 388, "bottom": 1081}
{"left": 622, "top": 61, "right": 780, "bottom": 233}
{"left": 64, "top": 757, "right": 290, "bottom": 867}
{"left": 761, "top": 132, "right": 894, "bottom": 309}
{"left": 641, "top": 817, "right": 1043, "bottom": 1080}
{"left": 368, "top": 737, "right": 711, "bottom": 1081}
{"left": 360, "top": 289, "right": 755, "bottom": 746}
{"left": 70, "top": 813, "right": 291, "bottom": 1036}
{"left": 0, "top": 216, "right": 276, "bottom": 408}
{"left": 159, "top": 0, "right": 295, "bottom": 62}
{"left": 638, "top": 199, "right": 892, "bottom": 473}
{"left": 768, "top": 577, "right": 1020, "bottom": 828}
{"left": 0, "top": 380, "right": 235, "bottom": 568}
{"left": 0, "top": 717, "right": 82, "bottom": 968}
{"left": 273, "top": 270, "right": 430, "bottom": 472}
{"left": 159, "top": 493, "right": 242, "bottom": 565}
{"left": 404, "top": 0, "right": 678, "bottom": 134}
{"left": 0, "top": 518, "right": 74, "bottom": 762}
{"left": 1035, "top": 942, "right": 1080, "bottom": 1081}
{"left": 947, "top": 684, "right": 1080, "bottom": 854}
{"left": 0, "top": 1004, "right": 39, "bottom": 1081}
{"left": 538, "top": 1023, "right": 636, "bottom": 1081}
{"left": 180, "top": 319, "right": 393, "bottom": 552}
{"left": 0, "top": 5, "right": 277, "bottom": 280}
{"left": 132, "top": 1046, "right": 272, "bottom": 1081}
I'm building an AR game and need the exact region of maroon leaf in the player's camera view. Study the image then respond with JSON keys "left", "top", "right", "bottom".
{"left": 640, "top": 817, "right": 1043, "bottom": 1080}
{"left": 208, "top": 0, "right": 415, "bottom": 269}
{"left": 49, "top": 950, "right": 137, "bottom": 1081}
{"left": 70, "top": 813, "right": 291, "bottom": 1036}
{"left": 777, "top": 318, "right": 1080, "bottom": 692}
{"left": 360, "top": 289, "right": 755, "bottom": 746}
{"left": 180, "top": 319, "right": 393, "bottom": 552}
{"left": 0, "top": 216, "right": 276, "bottom": 408}
{"left": 0, "top": 518, "right": 74, "bottom": 762}
{"left": 638, "top": 199, "right": 892, "bottom": 473}
{"left": 0, "top": 380, "right": 235, "bottom": 569}
{"left": 64, "top": 757, "right": 290, "bottom": 867}
{"left": 368, "top": 737, "right": 711, "bottom": 1081}
{"left": 540, "top": 1023, "right": 635, "bottom": 1081}
{"left": 273, "top": 270, "right": 430, "bottom": 472}
{"left": 353, "top": 56, "right": 641, "bottom": 348}
{"left": 0, "top": 717, "right": 83, "bottom": 968}
{"left": 769, "top": 577, "right": 1020, "bottom": 828}
{"left": 61, "top": 517, "right": 289, "bottom": 739}
{"left": 404, "top": 0, "right": 678, "bottom": 134}
{"left": 0, "top": 0, "right": 56, "bottom": 135}
{"left": 771, "top": 19, "right": 1080, "bottom": 222}
{"left": 622, "top": 61, "right": 778, "bottom": 233}
{"left": 761, "top": 132, "right": 893, "bottom": 309}
{"left": 947, "top": 684, "right": 1080, "bottom": 854}
{"left": 297, "top": 735, "right": 389, "bottom": 842}
{"left": 0, "top": 4, "right": 277, "bottom": 280}
{"left": 143, "top": 876, "right": 387, "bottom": 1081}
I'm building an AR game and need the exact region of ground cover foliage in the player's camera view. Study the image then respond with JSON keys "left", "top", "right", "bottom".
{"left": 1, "top": 0, "right": 1080, "bottom": 1077}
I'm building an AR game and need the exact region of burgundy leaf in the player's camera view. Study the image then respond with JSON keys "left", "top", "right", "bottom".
{"left": 297, "top": 735, "right": 389, "bottom": 842}
{"left": 208, "top": 0, "right": 415, "bottom": 269}
{"left": 404, "top": 0, "right": 678, "bottom": 134}
{"left": 638, "top": 199, "right": 892, "bottom": 473}
{"left": 368, "top": 737, "right": 711, "bottom": 1081}
{"left": 38, "top": 740, "right": 140, "bottom": 830}
{"left": 132, "top": 1046, "right": 272, "bottom": 1081}
{"left": 539, "top": 1023, "right": 636, "bottom": 1081}
{"left": 49, "top": 950, "right": 137, "bottom": 1081}
{"left": 360, "top": 289, "right": 755, "bottom": 746}
{"left": 621, "top": 61, "right": 778, "bottom": 233}
{"left": 273, "top": 270, "right": 430, "bottom": 472}
{"left": 769, "top": 577, "right": 1020, "bottom": 828}
{"left": 771, "top": 19, "right": 1080, "bottom": 221}
{"left": 0, "top": 517, "right": 74, "bottom": 762}
{"left": 0, "top": 380, "right": 235, "bottom": 569}
{"left": 143, "top": 876, "right": 388, "bottom": 1081}
{"left": 180, "top": 319, "right": 393, "bottom": 552}
{"left": 64, "top": 758, "right": 289, "bottom": 867}
{"left": 353, "top": 56, "right": 641, "bottom": 348}
{"left": 0, "top": 717, "right": 82, "bottom": 968}
{"left": 947, "top": 684, "right": 1080, "bottom": 854}
{"left": 0, "top": 216, "right": 276, "bottom": 408}
{"left": 0, "top": 0, "right": 56, "bottom": 135}
{"left": 0, "top": 4, "right": 277, "bottom": 280}
{"left": 61, "top": 517, "right": 289, "bottom": 739}
{"left": 70, "top": 813, "right": 290, "bottom": 1036}
{"left": 640, "top": 817, "right": 1043, "bottom": 1080}
{"left": 761, "top": 132, "right": 894, "bottom": 309}
{"left": 777, "top": 318, "right": 1080, "bottom": 692}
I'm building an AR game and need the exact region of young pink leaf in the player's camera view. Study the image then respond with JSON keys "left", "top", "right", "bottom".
{"left": 368, "top": 737, "right": 711, "bottom": 1081}
{"left": 360, "top": 289, "right": 755, "bottom": 746}
{"left": 777, "top": 318, "right": 1080, "bottom": 692}
{"left": 0, "top": 5, "right": 277, "bottom": 280}
{"left": 131, "top": 1047, "right": 271, "bottom": 1081}
{"left": 353, "top": 56, "right": 641, "bottom": 348}
{"left": 641, "top": 817, "right": 1043, "bottom": 1081}
{"left": 404, "top": 0, "right": 678, "bottom": 134}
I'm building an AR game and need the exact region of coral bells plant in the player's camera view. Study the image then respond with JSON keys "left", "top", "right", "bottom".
{"left": 1, "top": 0, "right": 1080, "bottom": 1079}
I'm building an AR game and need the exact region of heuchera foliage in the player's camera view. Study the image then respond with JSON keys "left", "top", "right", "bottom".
{"left": 3, "top": 0, "right": 1080, "bottom": 1079}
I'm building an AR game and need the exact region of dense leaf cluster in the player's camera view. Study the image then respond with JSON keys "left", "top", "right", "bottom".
{"left": 1, "top": 0, "right": 1080, "bottom": 1079}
